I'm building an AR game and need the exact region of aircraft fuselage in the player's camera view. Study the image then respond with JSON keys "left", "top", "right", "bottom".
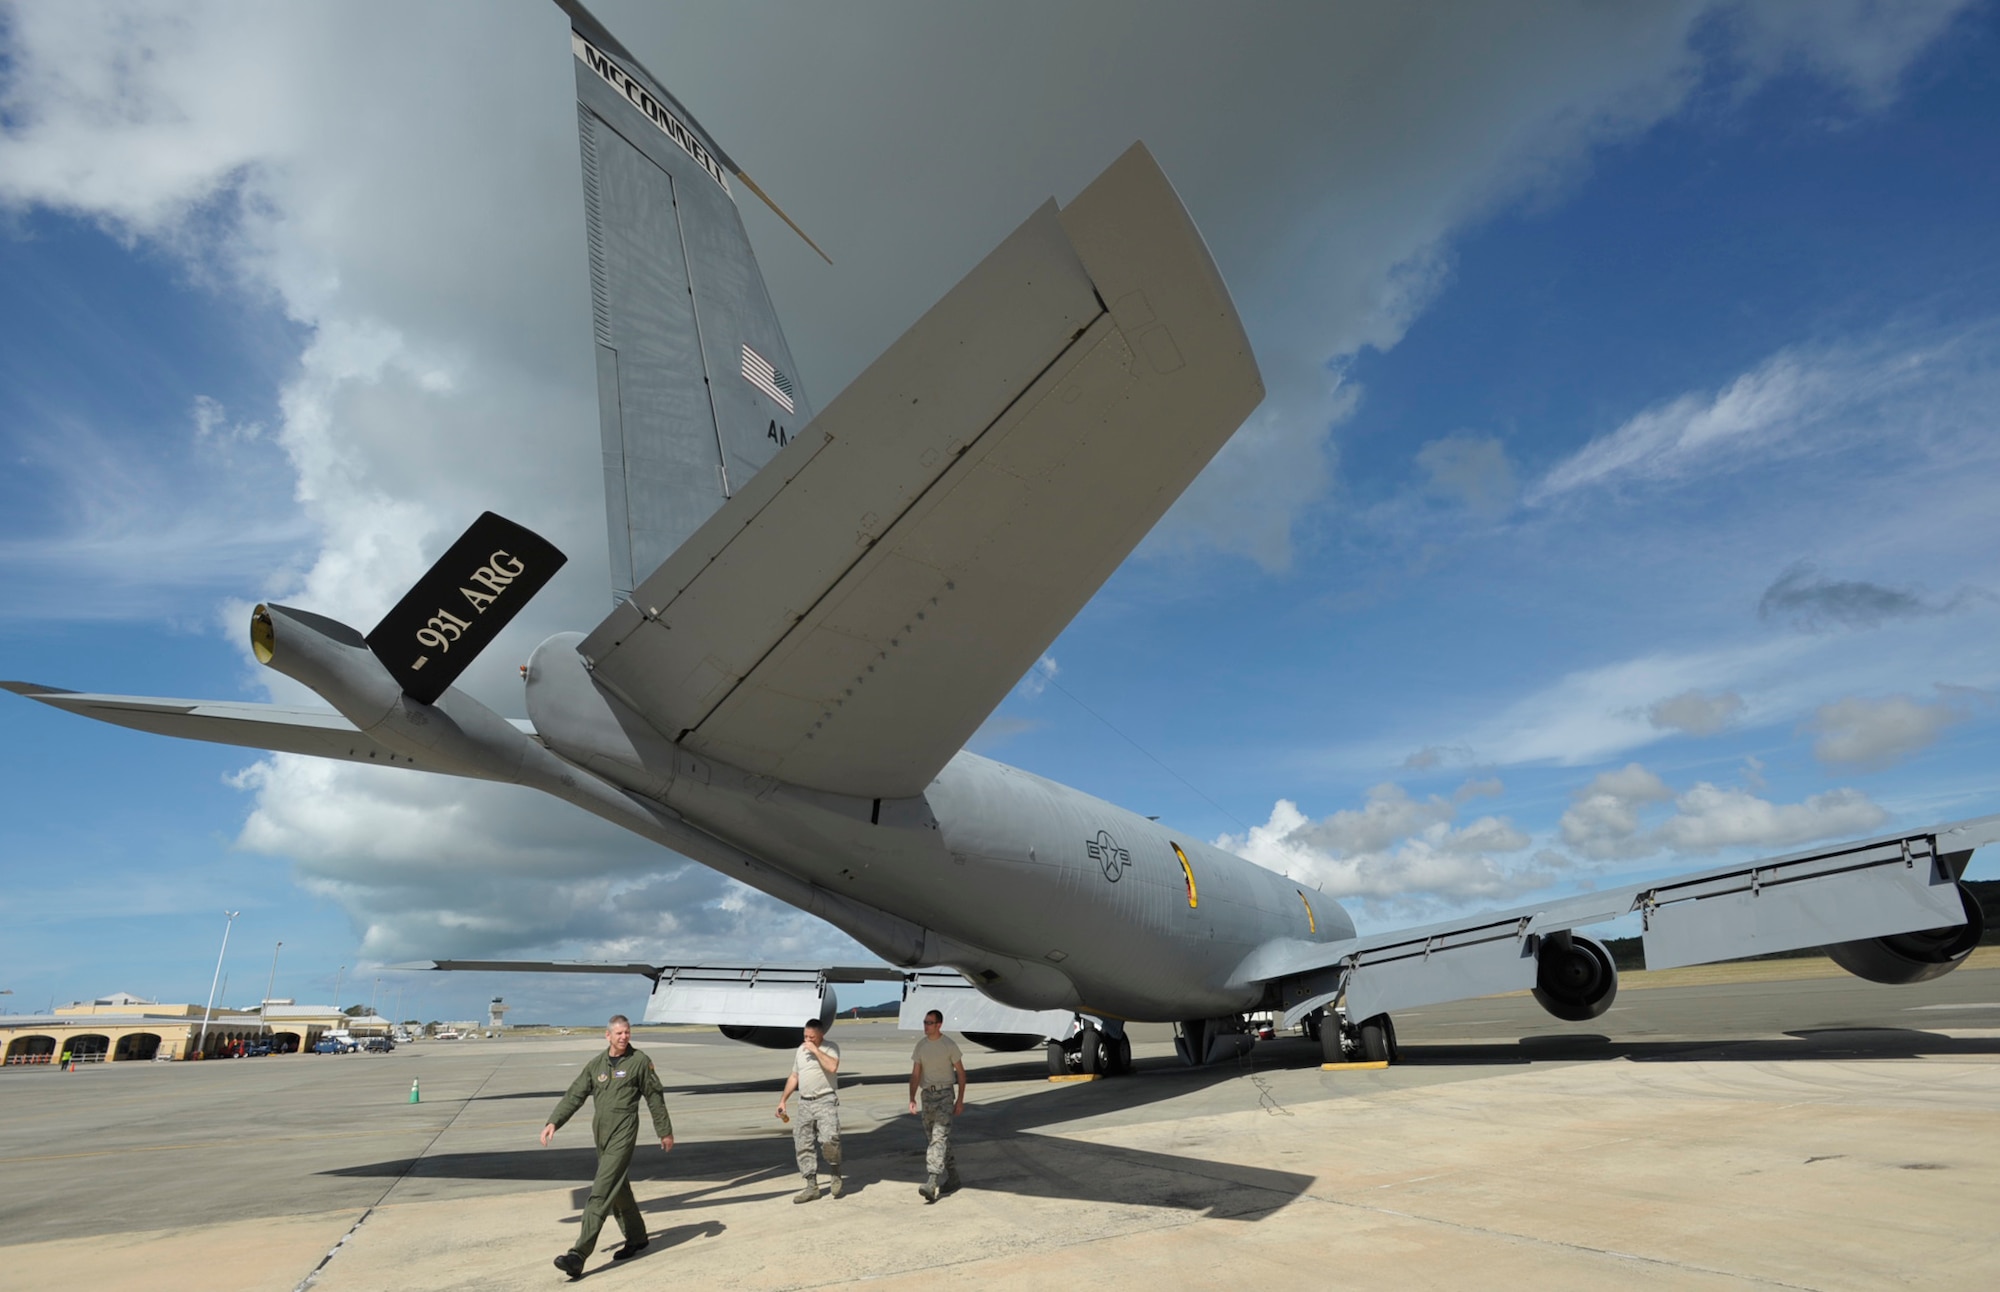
{"left": 522, "top": 628, "right": 1352, "bottom": 1022}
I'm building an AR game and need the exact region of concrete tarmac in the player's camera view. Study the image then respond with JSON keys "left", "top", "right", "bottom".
{"left": 4, "top": 959, "right": 1998, "bottom": 1290}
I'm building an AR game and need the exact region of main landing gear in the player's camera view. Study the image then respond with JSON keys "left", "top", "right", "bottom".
{"left": 1046, "top": 1019, "right": 1132, "bottom": 1077}
{"left": 1317, "top": 1009, "right": 1398, "bottom": 1064}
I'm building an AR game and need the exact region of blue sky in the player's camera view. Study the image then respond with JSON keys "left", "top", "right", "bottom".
{"left": 3, "top": 1, "right": 1997, "bottom": 1024}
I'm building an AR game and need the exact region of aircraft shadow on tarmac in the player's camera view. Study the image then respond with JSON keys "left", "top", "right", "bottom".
{"left": 1406, "top": 1026, "right": 2000, "bottom": 1065}
{"left": 326, "top": 1056, "right": 1314, "bottom": 1221}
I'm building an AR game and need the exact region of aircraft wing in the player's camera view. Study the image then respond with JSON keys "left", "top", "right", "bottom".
{"left": 407, "top": 958, "right": 906, "bottom": 984}
{"left": 409, "top": 958, "right": 1073, "bottom": 1038}
{"left": 1234, "top": 814, "right": 2000, "bottom": 1028}
{"left": 577, "top": 143, "right": 1264, "bottom": 798}
{"left": 1, "top": 681, "right": 457, "bottom": 773}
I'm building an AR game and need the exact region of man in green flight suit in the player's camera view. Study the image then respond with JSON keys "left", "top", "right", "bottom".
{"left": 541, "top": 1015, "right": 675, "bottom": 1279}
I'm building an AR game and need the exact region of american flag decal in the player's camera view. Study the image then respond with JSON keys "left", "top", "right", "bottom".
{"left": 740, "top": 344, "right": 796, "bottom": 414}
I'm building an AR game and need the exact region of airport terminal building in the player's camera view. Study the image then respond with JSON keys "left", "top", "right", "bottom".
{"left": 0, "top": 993, "right": 387, "bottom": 1063}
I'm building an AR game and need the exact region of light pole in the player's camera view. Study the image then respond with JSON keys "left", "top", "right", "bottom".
{"left": 332, "top": 964, "right": 345, "bottom": 1016}
{"left": 196, "top": 910, "right": 240, "bottom": 1054}
{"left": 369, "top": 976, "right": 381, "bottom": 1021}
{"left": 261, "top": 941, "right": 283, "bottom": 1035}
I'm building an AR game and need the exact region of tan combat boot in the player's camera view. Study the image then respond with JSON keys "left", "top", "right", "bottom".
{"left": 793, "top": 1175, "right": 819, "bottom": 1203}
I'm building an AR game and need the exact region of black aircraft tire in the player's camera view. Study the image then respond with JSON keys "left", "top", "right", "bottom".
{"left": 1077, "top": 1025, "right": 1102, "bottom": 1075}
{"left": 1358, "top": 1015, "right": 1392, "bottom": 1064}
{"left": 1115, "top": 1033, "right": 1132, "bottom": 1075}
{"left": 1045, "top": 1041, "right": 1067, "bottom": 1077}
{"left": 1321, "top": 1021, "right": 1345, "bottom": 1064}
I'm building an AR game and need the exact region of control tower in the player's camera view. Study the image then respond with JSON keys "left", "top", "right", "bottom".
{"left": 487, "top": 997, "right": 509, "bottom": 1030}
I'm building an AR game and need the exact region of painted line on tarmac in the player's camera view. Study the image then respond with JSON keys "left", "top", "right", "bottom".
{"left": 294, "top": 1055, "right": 513, "bottom": 1292}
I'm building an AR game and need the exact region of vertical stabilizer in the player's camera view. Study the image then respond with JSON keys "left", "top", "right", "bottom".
{"left": 558, "top": 1, "right": 814, "bottom": 602}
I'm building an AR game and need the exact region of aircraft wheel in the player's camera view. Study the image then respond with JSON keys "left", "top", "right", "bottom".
{"left": 1077, "top": 1025, "right": 1102, "bottom": 1075}
{"left": 1045, "top": 1041, "right": 1068, "bottom": 1077}
{"left": 1320, "top": 1020, "right": 1346, "bottom": 1064}
{"left": 1357, "top": 1014, "right": 1394, "bottom": 1064}
{"left": 1114, "top": 1033, "right": 1132, "bottom": 1075}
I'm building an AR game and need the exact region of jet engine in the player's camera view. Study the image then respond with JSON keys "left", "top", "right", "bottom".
{"left": 1532, "top": 931, "right": 1618, "bottom": 1022}
{"left": 719, "top": 1025, "right": 819, "bottom": 1049}
{"left": 963, "top": 1031, "right": 1043, "bottom": 1052}
{"left": 1824, "top": 881, "right": 1984, "bottom": 986}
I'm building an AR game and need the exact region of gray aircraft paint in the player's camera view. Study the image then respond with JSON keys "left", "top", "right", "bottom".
{"left": 8, "top": 1, "right": 1990, "bottom": 1052}
{"left": 571, "top": 19, "right": 810, "bottom": 602}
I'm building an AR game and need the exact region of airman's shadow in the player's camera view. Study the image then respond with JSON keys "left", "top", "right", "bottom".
{"left": 326, "top": 1056, "right": 1313, "bottom": 1221}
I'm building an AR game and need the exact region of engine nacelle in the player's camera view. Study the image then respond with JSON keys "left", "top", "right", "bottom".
{"left": 719, "top": 1024, "right": 822, "bottom": 1049}
{"left": 1533, "top": 931, "right": 1618, "bottom": 1022}
{"left": 1825, "top": 881, "right": 1984, "bottom": 986}
{"left": 963, "top": 1031, "right": 1043, "bottom": 1052}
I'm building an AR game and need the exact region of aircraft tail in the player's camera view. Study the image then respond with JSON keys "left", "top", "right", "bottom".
{"left": 559, "top": 0, "right": 816, "bottom": 603}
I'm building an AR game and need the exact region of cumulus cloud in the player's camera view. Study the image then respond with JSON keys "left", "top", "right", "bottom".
{"left": 1758, "top": 561, "right": 1982, "bottom": 632}
{"left": 1647, "top": 688, "right": 1744, "bottom": 737}
{"left": 1808, "top": 692, "right": 1973, "bottom": 769}
{"left": 1556, "top": 761, "right": 1886, "bottom": 861}
{"left": 1416, "top": 433, "right": 1518, "bottom": 517}
{"left": 1218, "top": 781, "right": 1543, "bottom": 917}
{"left": 232, "top": 756, "right": 867, "bottom": 965}
{"left": 0, "top": 2, "right": 1974, "bottom": 966}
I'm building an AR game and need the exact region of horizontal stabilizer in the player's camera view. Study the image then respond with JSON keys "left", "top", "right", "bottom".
{"left": 3, "top": 682, "right": 437, "bottom": 770}
{"left": 580, "top": 142, "right": 1263, "bottom": 797}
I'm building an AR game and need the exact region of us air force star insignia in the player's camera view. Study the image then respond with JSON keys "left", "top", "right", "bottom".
{"left": 1086, "top": 829, "right": 1131, "bottom": 883}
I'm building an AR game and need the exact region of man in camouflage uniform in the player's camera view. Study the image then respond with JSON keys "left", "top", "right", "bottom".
{"left": 774, "top": 1017, "right": 842, "bottom": 1201}
{"left": 906, "top": 1009, "right": 968, "bottom": 1202}
{"left": 541, "top": 1015, "right": 674, "bottom": 1279}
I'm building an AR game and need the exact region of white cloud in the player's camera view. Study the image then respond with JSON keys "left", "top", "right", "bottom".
{"left": 1218, "top": 782, "right": 1543, "bottom": 917}
{"left": 232, "top": 755, "right": 866, "bottom": 966}
{"left": 1721, "top": 0, "right": 1973, "bottom": 111}
{"left": 1453, "top": 640, "right": 1801, "bottom": 766}
{"left": 0, "top": 1, "right": 1975, "bottom": 965}
{"left": 1809, "top": 692, "right": 1970, "bottom": 769}
{"left": 1657, "top": 782, "right": 1886, "bottom": 852}
{"left": 1559, "top": 764, "right": 1674, "bottom": 860}
{"left": 1530, "top": 349, "right": 1832, "bottom": 502}
{"left": 1416, "top": 433, "right": 1518, "bottom": 517}
{"left": 1017, "top": 654, "right": 1059, "bottom": 699}
{"left": 1526, "top": 328, "right": 1999, "bottom": 506}
{"left": 1647, "top": 688, "right": 1745, "bottom": 737}
{"left": 1557, "top": 761, "right": 1886, "bottom": 861}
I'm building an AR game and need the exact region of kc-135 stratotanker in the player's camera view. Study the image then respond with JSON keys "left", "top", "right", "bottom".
{"left": 9, "top": 0, "right": 1992, "bottom": 1076}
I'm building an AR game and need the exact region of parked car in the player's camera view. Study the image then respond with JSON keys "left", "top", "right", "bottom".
{"left": 363, "top": 1037, "right": 395, "bottom": 1053}
{"left": 244, "top": 1040, "right": 274, "bottom": 1057}
{"left": 313, "top": 1037, "right": 355, "bottom": 1054}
